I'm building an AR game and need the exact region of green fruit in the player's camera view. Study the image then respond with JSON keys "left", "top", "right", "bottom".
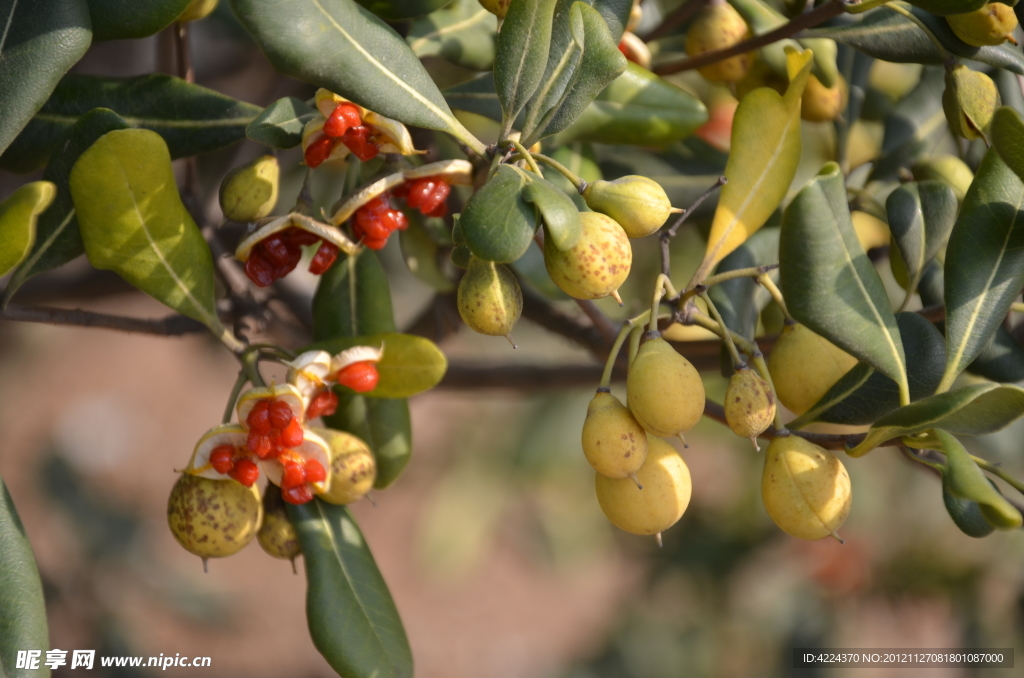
{"left": 801, "top": 74, "right": 847, "bottom": 123}
{"left": 942, "top": 65, "right": 1000, "bottom": 141}
{"left": 912, "top": 155, "right": 974, "bottom": 202}
{"left": 581, "top": 390, "right": 648, "bottom": 480}
{"left": 581, "top": 176, "right": 673, "bottom": 239}
{"left": 167, "top": 474, "right": 262, "bottom": 563}
{"left": 627, "top": 335, "right": 706, "bottom": 438}
{"left": 724, "top": 367, "right": 775, "bottom": 445}
{"left": 219, "top": 155, "right": 280, "bottom": 222}
{"left": 942, "top": 475, "right": 996, "bottom": 538}
{"left": 947, "top": 3, "right": 1018, "bottom": 46}
{"left": 767, "top": 323, "right": 857, "bottom": 415}
{"left": 761, "top": 434, "right": 851, "bottom": 541}
{"left": 313, "top": 428, "right": 377, "bottom": 505}
{"left": 595, "top": 435, "right": 692, "bottom": 536}
{"left": 457, "top": 256, "right": 523, "bottom": 341}
{"left": 685, "top": 2, "right": 753, "bottom": 83}
{"left": 544, "top": 212, "right": 631, "bottom": 302}
{"left": 258, "top": 487, "right": 301, "bottom": 562}
{"left": 177, "top": 0, "right": 219, "bottom": 22}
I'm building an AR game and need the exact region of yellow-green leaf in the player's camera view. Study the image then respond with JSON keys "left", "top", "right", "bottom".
{"left": 69, "top": 129, "right": 224, "bottom": 335}
{"left": 0, "top": 181, "right": 55, "bottom": 277}
{"left": 698, "top": 49, "right": 812, "bottom": 280}
{"left": 310, "top": 332, "right": 448, "bottom": 399}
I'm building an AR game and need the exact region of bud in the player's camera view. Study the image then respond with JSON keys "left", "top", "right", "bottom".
{"left": 942, "top": 65, "right": 999, "bottom": 141}
{"left": 946, "top": 3, "right": 1018, "bottom": 46}
{"left": 219, "top": 155, "right": 279, "bottom": 222}
{"left": 581, "top": 175, "right": 672, "bottom": 238}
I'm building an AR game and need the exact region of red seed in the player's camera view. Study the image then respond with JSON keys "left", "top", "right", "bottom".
{"left": 247, "top": 431, "right": 273, "bottom": 458}
{"left": 229, "top": 459, "right": 260, "bottom": 487}
{"left": 323, "top": 102, "right": 362, "bottom": 137}
{"left": 341, "top": 126, "right": 380, "bottom": 161}
{"left": 304, "top": 134, "right": 338, "bottom": 168}
{"left": 390, "top": 209, "right": 408, "bottom": 231}
{"left": 304, "top": 459, "right": 327, "bottom": 484}
{"left": 426, "top": 201, "right": 448, "bottom": 218}
{"left": 209, "top": 445, "right": 236, "bottom": 475}
{"left": 262, "top": 235, "right": 293, "bottom": 267}
{"left": 391, "top": 182, "right": 409, "bottom": 199}
{"left": 420, "top": 181, "right": 450, "bottom": 215}
{"left": 306, "top": 390, "right": 339, "bottom": 419}
{"left": 281, "top": 462, "right": 307, "bottom": 490}
{"left": 335, "top": 361, "right": 379, "bottom": 393}
{"left": 282, "top": 484, "right": 315, "bottom": 505}
{"left": 269, "top": 400, "right": 294, "bottom": 429}
{"left": 280, "top": 419, "right": 305, "bottom": 448}
{"left": 247, "top": 400, "right": 272, "bottom": 433}
{"left": 405, "top": 178, "right": 436, "bottom": 210}
{"left": 362, "top": 237, "right": 388, "bottom": 250}
{"left": 309, "top": 241, "right": 339, "bottom": 275}
{"left": 244, "top": 250, "right": 276, "bottom": 287}
{"left": 284, "top": 227, "right": 321, "bottom": 247}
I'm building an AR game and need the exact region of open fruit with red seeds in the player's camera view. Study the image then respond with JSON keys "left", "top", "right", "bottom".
{"left": 260, "top": 430, "right": 332, "bottom": 505}
{"left": 301, "top": 89, "right": 421, "bottom": 169}
{"left": 351, "top": 194, "right": 408, "bottom": 250}
{"left": 235, "top": 214, "right": 357, "bottom": 288}
{"left": 186, "top": 424, "right": 261, "bottom": 487}
{"left": 286, "top": 346, "right": 384, "bottom": 421}
{"left": 236, "top": 384, "right": 307, "bottom": 461}
{"left": 392, "top": 177, "right": 451, "bottom": 218}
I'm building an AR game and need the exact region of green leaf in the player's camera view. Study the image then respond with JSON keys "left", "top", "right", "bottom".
{"left": 493, "top": 0, "right": 558, "bottom": 131}
{"left": 2, "top": 109, "right": 130, "bottom": 306}
{"left": 69, "top": 129, "right": 223, "bottom": 333}
{"left": 325, "top": 395, "right": 412, "bottom": 489}
{"left": 885, "top": 181, "right": 958, "bottom": 302}
{"left": 354, "top": 0, "right": 449, "bottom": 20}
{"left": 443, "top": 73, "right": 506, "bottom": 123}
{"left": 942, "top": 475, "right": 995, "bottom": 538}
{"left": 0, "top": 0, "right": 91, "bottom": 159}
{"left": 522, "top": 175, "right": 581, "bottom": 250}
{"left": 0, "top": 182, "right": 55, "bottom": 278}
{"left": 848, "top": 383, "right": 1024, "bottom": 456}
{"left": 708, "top": 226, "right": 779, "bottom": 343}
{"left": 1, "top": 74, "right": 262, "bottom": 173}
{"left": 0, "top": 475, "right": 50, "bottom": 678}
{"left": 868, "top": 67, "right": 946, "bottom": 182}
{"left": 907, "top": 0, "right": 987, "bottom": 15}
{"left": 245, "top": 97, "right": 317, "bottom": 149}
{"left": 780, "top": 161, "right": 909, "bottom": 400}
{"left": 407, "top": 0, "right": 497, "bottom": 71}
{"left": 311, "top": 332, "right": 448, "bottom": 399}
{"left": 229, "top": 0, "right": 478, "bottom": 149}
{"left": 967, "top": 325, "right": 1024, "bottom": 383}
{"left": 794, "top": 312, "right": 945, "bottom": 428}
{"left": 932, "top": 430, "right": 1021, "bottom": 530}
{"left": 313, "top": 249, "right": 396, "bottom": 339}
{"left": 992, "top": 106, "right": 1024, "bottom": 184}
{"left": 287, "top": 500, "right": 413, "bottom": 678}
{"left": 940, "top": 147, "right": 1024, "bottom": 391}
{"left": 399, "top": 215, "right": 456, "bottom": 293}
{"left": 86, "top": 0, "right": 192, "bottom": 40}
{"left": 460, "top": 164, "right": 537, "bottom": 263}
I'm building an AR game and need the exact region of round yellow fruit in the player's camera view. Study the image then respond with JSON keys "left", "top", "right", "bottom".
{"left": 851, "top": 210, "right": 890, "bottom": 252}
{"left": 167, "top": 474, "right": 262, "bottom": 560}
{"left": 457, "top": 256, "right": 523, "bottom": 338}
{"left": 685, "top": 2, "right": 753, "bottom": 83}
{"left": 543, "top": 211, "right": 631, "bottom": 301}
{"left": 767, "top": 323, "right": 857, "bottom": 415}
{"left": 627, "top": 335, "right": 706, "bottom": 438}
{"left": 219, "top": 155, "right": 279, "bottom": 223}
{"left": 761, "top": 434, "right": 851, "bottom": 540}
{"left": 801, "top": 74, "right": 847, "bottom": 123}
{"left": 724, "top": 367, "right": 775, "bottom": 443}
{"left": 581, "top": 176, "right": 672, "bottom": 239}
{"left": 596, "top": 435, "right": 692, "bottom": 536}
{"left": 947, "top": 3, "right": 1018, "bottom": 46}
{"left": 582, "top": 389, "right": 648, "bottom": 479}
{"left": 258, "top": 488, "right": 301, "bottom": 562}
{"left": 313, "top": 427, "right": 376, "bottom": 505}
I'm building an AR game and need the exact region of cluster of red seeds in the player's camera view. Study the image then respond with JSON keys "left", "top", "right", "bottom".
{"left": 277, "top": 449, "right": 328, "bottom": 505}
{"left": 304, "top": 102, "right": 380, "bottom": 168}
{"left": 242, "top": 399, "right": 328, "bottom": 505}
{"left": 209, "top": 446, "right": 260, "bottom": 487}
{"left": 244, "top": 226, "right": 340, "bottom": 288}
{"left": 303, "top": 361, "right": 380, "bottom": 420}
{"left": 350, "top": 177, "right": 451, "bottom": 250}
{"left": 393, "top": 177, "right": 451, "bottom": 218}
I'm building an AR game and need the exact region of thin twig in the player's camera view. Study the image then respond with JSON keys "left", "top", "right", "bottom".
{"left": 660, "top": 176, "right": 726, "bottom": 277}
{"left": 643, "top": 0, "right": 712, "bottom": 42}
{"left": 575, "top": 299, "right": 618, "bottom": 345}
{"left": 1, "top": 304, "right": 207, "bottom": 336}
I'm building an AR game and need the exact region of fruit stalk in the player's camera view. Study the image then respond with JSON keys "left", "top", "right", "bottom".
{"left": 699, "top": 288, "right": 743, "bottom": 368}
{"left": 599, "top": 310, "right": 653, "bottom": 388}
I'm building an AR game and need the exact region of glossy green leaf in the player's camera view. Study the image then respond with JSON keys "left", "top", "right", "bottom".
{"left": 933, "top": 430, "right": 1022, "bottom": 530}
{"left": 229, "top": 0, "right": 480, "bottom": 150}
{"left": 780, "top": 161, "right": 909, "bottom": 399}
{"left": 967, "top": 325, "right": 1024, "bottom": 383}
{"left": 313, "top": 250, "right": 396, "bottom": 340}
{"left": 1, "top": 74, "right": 262, "bottom": 173}
{"left": 885, "top": 181, "right": 958, "bottom": 301}
{"left": 460, "top": 164, "right": 537, "bottom": 263}
{"left": 407, "top": 0, "right": 497, "bottom": 71}
{"left": 992, "top": 106, "right": 1024, "bottom": 184}
{"left": 0, "top": 182, "right": 55, "bottom": 278}
{"left": 354, "top": 0, "right": 449, "bottom": 20}
{"left": 848, "top": 383, "right": 1024, "bottom": 456}
{"left": 802, "top": 3, "right": 1024, "bottom": 76}
{"left": 287, "top": 500, "right": 413, "bottom": 678}
{"left": 868, "top": 67, "right": 946, "bottom": 182}
{"left": 2, "top": 110, "right": 130, "bottom": 307}
{"left": 0, "top": 0, "right": 91, "bottom": 160}
{"left": 246, "top": 97, "right": 317, "bottom": 149}
{"left": 494, "top": 0, "right": 558, "bottom": 131}
{"left": 708, "top": 226, "right": 779, "bottom": 343}
{"left": 793, "top": 312, "right": 945, "bottom": 428}
{"left": 0, "top": 475, "right": 50, "bottom": 678}
{"left": 595, "top": 0, "right": 631, "bottom": 43}
{"left": 940, "top": 147, "right": 1024, "bottom": 391}
{"left": 311, "top": 332, "right": 448, "bottom": 399}
{"left": 69, "top": 129, "right": 223, "bottom": 333}
{"left": 522, "top": 175, "right": 581, "bottom": 251}
{"left": 942, "top": 475, "right": 995, "bottom": 538}
{"left": 324, "top": 395, "right": 412, "bottom": 488}
{"left": 86, "top": 0, "right": 191, "bottom": 40}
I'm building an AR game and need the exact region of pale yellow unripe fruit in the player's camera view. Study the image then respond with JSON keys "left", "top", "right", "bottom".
{"left": 596, "top": 435, "right": 692, "bottom": 536}
{"left": 219, "top": 155, "right": 279, "bottom": 222}
{"left": 457, "top": 256, "right": 523, "bottom": 341}
{"left": 177, "top": 0, "right": 219, "bottom": 22}
{"left": 258, "top": 488, "right": 301, "bottom": 562}
{"left": 313, "top": 428, "right": 376, "bottom": 506}
{"left": 947, "top": 3, "right": 1018, "bottom": 46}
{"left": 544, "top": 211, "right": 631, "bottom": 302}
{"left": 581, "top": 176, "right": 673, "bottom": 239}
{"left": 761, "top": 434, "right": 852, "bottom": 540}
{"left": 627, "top": 334, "right": 706, "bottom": 438}
{"left": 167, "top": 474, "right": 262, "bottom": 561}
{"left": 801, "top": 74, "right": 847, "bottom": 123}
{"left": 582, "top": 390, "right": 648, "bottom": 480}
{"left": 850, "top": 211, "right": 890, "bottom": 252}
{"left": 724, "top": 367, "right": 775, "bottom": 446}
{"left": 912, "top": 155, "right": 974, "bottom": 202}
{"left": 685, "top": 2, "right": 753, "bottom": 83}
{"left": 767, "top": 323, "right": 857, "bottom": 415}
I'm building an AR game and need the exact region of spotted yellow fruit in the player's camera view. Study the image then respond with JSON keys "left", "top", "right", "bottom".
{"left": 582, "top": 390, "right": 648, "bottom": 479}
{"left": 167, "top": 474, "right": 262, "bottom": 560}
{"left": 761, "top": 434, "right": 851, "bottom": 540}
{"left": 947, "top": 3, "right": 1018, "bottom": 46}
{"left": 767, "top": 323, "right": 857, "bottom": 415}
{"left": 544, "top": 211, "right": 631, "bottom": 302}
{"left": 258, "top": 487, "right": 301, "bottom": 562}
{"left": 627, "top": 335, "right": 705, "bottom": 438}
{"left": 313, "top": 427, "right": 376, "bottom": 505}
{"left": 596, "top": 435, "right": 692, "bottom": 535}
{"left": 724, "top": 367, "right": 775, "bottom": 444}
{"left": 457, "top": 256, "right": 523, "bottom": 339}
{"left": 685, "top": 2, "right": 753, "bottom": 83}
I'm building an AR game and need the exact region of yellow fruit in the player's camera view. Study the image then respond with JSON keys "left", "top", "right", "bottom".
{"left": 724, "top": 367, "right": 775, "bottom": 445}
{"left": 912, "top": 154, "right": 974, "bottom": 202}
{"left": 177, "top": 0, "right": 219, "bottom": 22}
{"left": 685, "top": 2, "right": 753, "bottom": 83}
{"left": 596, "top": 435, "right": 692, "bottom": 536}
{"left": 457, "top": 256, "right": 523, "bottom": 341}
{"left": 761, "top": 434, "right": 851, "bottom": 540}
{"left": 258, "top": 488, "right": 301, "bottom": 563}
{"left": 478, "top": 0, "right": 511, "bottom": 18}
{"left": 313, "top": 428, "right": 376, "bottom": 505}
{"left": 627, "top": 335, "right": 706, "bottom": 438}
{"left": 942, "top": 65, "right": 999, "bottom": 141}
{"left": 167, "top": 474, "right": 262, "bottom": 562}
{"left": 581, "top": 176, "right": 673, "bottom": 239}
{"left": 850, "top": 210, "right": 890, "bottom": 252}
{"left": 219, "top": 155, "right": 279, "bottom": 222}
{"left": 544, "top": 211, "right": 631, "bottom": 302}
{"left": 947, "top": 3, "right": 1018, "bottom": 46}
{"left": 801, "top": 74, "right": 847, "bottom": 123}
{"left": 767, "top": 323, "right": 857, "bottom": 415}
{"left": 581, "top": 389, "right": 648, "bottom": 480}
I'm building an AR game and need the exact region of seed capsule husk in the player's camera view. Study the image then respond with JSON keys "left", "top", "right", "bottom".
{"left": 258, "top": 486, "right": 302, "bottom": 563}
{"left": 543, "top": 212, "right": 631, "bottom": 302}
{"left": 457, "top": 256, "right": 523, "bottom": 341}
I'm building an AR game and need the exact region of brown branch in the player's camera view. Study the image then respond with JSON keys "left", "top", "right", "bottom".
{"left": 521, "top": 287, "right": 607, "bottom": 357}
{"left": 643, "top": 0, "right": 712, "bottom": 42}
{"left": 403, "top": 293, "right": 464, "bottom": 344}
{"left": 653, "top": 0, "right": 849, "bottom": 76}
{"left": 1, "top": 303, "right": 207, "bottom": 336}
{"left": 575, "top": 299, "right": 618, "bottom": 344}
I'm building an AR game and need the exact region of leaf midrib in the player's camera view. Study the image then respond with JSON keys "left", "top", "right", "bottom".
{"left": 13, "top": 207, "right": 74, "bottom": 280}
{"left": 35, "top": 113, "right": 255, "bottom": 128}
{"left": 409, "top": 8, "right": 491, "bottom": 53}
{"left": 0, "top": 0, "right": 18, "bottom": 57}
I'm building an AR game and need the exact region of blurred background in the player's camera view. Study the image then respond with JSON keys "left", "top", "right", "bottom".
{"left": 2, "top": 2, "right": 1024, "bottom": 677}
